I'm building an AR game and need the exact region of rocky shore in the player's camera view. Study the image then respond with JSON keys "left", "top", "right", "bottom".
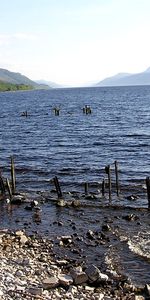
{"left": 0, "top": 228, "right": 149, "bottom": 300}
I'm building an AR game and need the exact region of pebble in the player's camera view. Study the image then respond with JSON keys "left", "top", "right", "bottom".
{"left": 0, "top": 229, "right": 145, "bottom": 300}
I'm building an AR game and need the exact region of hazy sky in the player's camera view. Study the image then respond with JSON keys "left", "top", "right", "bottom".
{"left": 0, "top": 0, "right": 150, "bottom": 86}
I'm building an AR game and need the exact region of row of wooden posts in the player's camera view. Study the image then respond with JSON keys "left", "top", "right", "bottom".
{"left": 0, "top": 157, "right": 150, "bottom": 209}
{"left": 53, "top": 161, "right": 150, "bottom": 209}
{"left": 21, "top": 106, "right": 92, "bottom": 117}
{"left": 53, "top": 105, "right": 92, "bottom": 116}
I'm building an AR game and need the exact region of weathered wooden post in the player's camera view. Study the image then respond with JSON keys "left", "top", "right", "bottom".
{"left": 114, "top": 160, "right": 119, "bottom": 197}
{"left": 105, "top": 165, "right": 112, "bottom": 201}
{"left": 53, "top": 176, "right": 62, "bottom": 198}
{"left": 146, "top": 177, "right": 150, "bottom": 209}
{"left": 6, "top": 178, "right": 12, "bottom": 199}
{"left": 0, "top": 171, "right": 6, "bottom": 195}
{"left": 84, "top": 182, "right": 89, "bottom": 195}
{"left": 101, "top": 178, "right": 105, "bottom": 196}
{"left": 11, "top": 156, "right": 16, "bottom": 194}
{"left": 53, "top": 108, "right": 60, "bottom": 116}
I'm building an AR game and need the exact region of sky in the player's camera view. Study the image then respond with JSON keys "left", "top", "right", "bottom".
{"left": 0, "top": 0, "right": 150, "bottom": 86}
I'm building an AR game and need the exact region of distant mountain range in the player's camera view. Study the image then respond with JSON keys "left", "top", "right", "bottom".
{"left": 96, "top": 67, "right": 150, "bottom": 87}
{"left": 0, "top": 68, "right": 52, "bottom": 90}
{"left": 1, "top": 67, "right": 150, "bottom": 90}
{"left": 35, "top": 79, "right": 62, "bottom": 89}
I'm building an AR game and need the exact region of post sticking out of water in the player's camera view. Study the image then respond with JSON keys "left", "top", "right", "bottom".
{"left": 6, "top": 178, "right": 12, "bottom": 199}
{"left": 0, "top": 172, "right": 6, "bottom": 195}
{"left": 84, "top": 182, "right": 89, "bottom": 195}
{"left": 53, "top": 108, "right": 60, "bottom": 116}
{"left": 101, "top": 178, "right": 105, "bottom": 196}
{"left": 53, "top": 176, "right": 62, "bottom": 198}
{"left": 114, "top": 160, "right": 119, "bottom": 197}
{"left": 105, "top": 165, "right": 111, "bottom": 201}
{"left": 83, "top": 105, "right": 92, "bottom": 114}
{"left": 11, "top": 156, "right": 16, "bottom": 195}
{"left": 146, "top": 177, "right": 150, "bottom": 209}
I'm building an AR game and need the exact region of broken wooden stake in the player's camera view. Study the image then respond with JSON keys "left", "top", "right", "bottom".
{"left": 84, "top": 182, "right": 89, "bottom": 195}
{"left": 11, "top": 156, "right": 16, "bottom": 194}
{"left": 101, "top": 178, "right": 105, "bottom": 196}
{"left": 6, "top": 178, "right": 12, "bottom": 199}
{"left": 105, "top": 165, "right": 112, "bottom": 201}
{"left": 146, "top": 177, "right": 150, "bottom": 209}
{"left": 53, "top": 176, "right": 62, "bottom": 198}
{"left": 0, "top": 171, "right": 6, "bottom": 195}
{"left": 114, "top": 160, "right": 120, "bottom": 197}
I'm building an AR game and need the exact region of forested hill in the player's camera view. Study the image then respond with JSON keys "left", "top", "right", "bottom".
{"left": 0, "top": 81, "right": 34, "bottom": 92}
{"left": 0, "top": 68, "right": 50, "bottom": 91}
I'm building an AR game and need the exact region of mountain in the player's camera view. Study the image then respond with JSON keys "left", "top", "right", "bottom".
{"left": 96, "top": 67, "right": 150, "bottom": 87}
{"left": 35, "top": 79, "right": 62, "bottom": 89}
{"left": 0, "top": 68, "right": 50, "bottom": 89}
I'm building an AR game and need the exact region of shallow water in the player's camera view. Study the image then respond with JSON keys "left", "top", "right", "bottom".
{"left": 0, "top": 197, "right": 150, "bottom": 286}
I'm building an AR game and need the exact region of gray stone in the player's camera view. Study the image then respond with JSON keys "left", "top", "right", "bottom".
{"left": 42, "top": 276, "right": 59, "bottom": 289}
{"left": 85, "top": 265, "right": 108, "bottom": 283}
{"left": 56, "top": 199, "right": 66, "bottom": 207}
{"left": 71, "top": 266, "right": 88, "bottom": 285}
{"left": 58, "top": 274, "right": 73, "bottom": 286}
{"left": 98, "top": 272, "right": 108, "bottom": 282}
{"left": 15, "top": 270, "right": 24, "bottom": 277}
{"left": 85, "top": 265, "right": 101, "bottom": 282}
{"left": 27, "top": 286, "right": 43, "bottom": 296}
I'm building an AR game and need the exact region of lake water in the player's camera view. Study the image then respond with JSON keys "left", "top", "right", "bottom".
{"left": 0, "top": 86, "right": 150, "bottom": 199}
{"left": 0, "top": 86, "right": 150, "bottom": 286}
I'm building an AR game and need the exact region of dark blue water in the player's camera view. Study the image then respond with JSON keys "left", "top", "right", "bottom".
{"left": 0, "top": 86, "right": 150, "bottom": 195}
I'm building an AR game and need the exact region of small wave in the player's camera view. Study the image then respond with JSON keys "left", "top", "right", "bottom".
{"left": 128, "top": 232, "right": 150, "bottom": 260}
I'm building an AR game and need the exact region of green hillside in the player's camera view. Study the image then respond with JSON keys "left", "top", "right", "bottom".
{"left": 0, "top": 81, "right": 34, "bottom": 92}
{"left": 0, "top": 68, "right": 50, "bottom": 91}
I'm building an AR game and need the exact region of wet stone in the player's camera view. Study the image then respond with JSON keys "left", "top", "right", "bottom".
{"left": 85, "top": 264, "right": 108, "bottom": 283}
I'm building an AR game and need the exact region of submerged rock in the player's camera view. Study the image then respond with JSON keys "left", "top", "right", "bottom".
{"left": 56, "top": 199, "right": 66, "bottom": 207}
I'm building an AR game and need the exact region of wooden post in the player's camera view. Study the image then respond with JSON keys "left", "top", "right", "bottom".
{"left": 0, "top": 171, "right": 6, "bottom": 195}
{"left": 53, "top": 176, "right": 62, "bottom": 198}
{"left": 146, "top": 177, "right": 150, "bottom": 209}
{"left": 84, "top": 182, "right": 89, "bottom": 195}
{"left": 11, "top": 156, "right": 16, "bottom": 194}
{"left": 105, "top": 165, "right": 111, "bottom": 201}
{"left": 114, "top": 161, "right": 119, "bottom": 197}
{"left": 101, "top": 178, "right": 105, "bottom": 196}
{"left": 54, "top": 108, "right": 60, "bottom": 116}
{"left": 6, "top": 178, "right": 12, "bottom": 199}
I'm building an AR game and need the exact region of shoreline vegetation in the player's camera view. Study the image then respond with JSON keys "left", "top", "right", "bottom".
{"left": 0, "top": 81, "right": 34, "bottom": 92}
